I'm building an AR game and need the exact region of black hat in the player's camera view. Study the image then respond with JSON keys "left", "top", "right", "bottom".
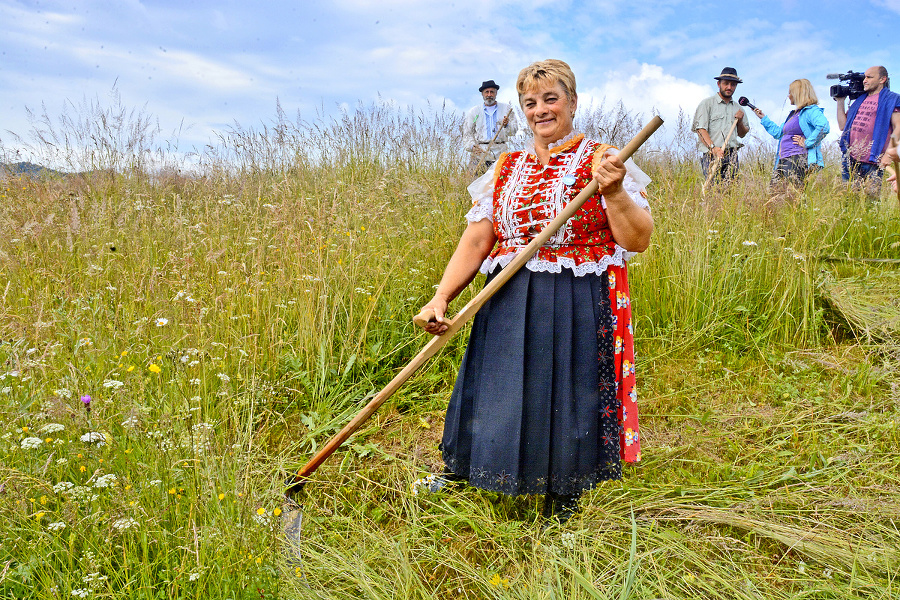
{"left": 478, "top": 80, "right": 500, "bottom": 92}
{"left": 714, "top": 67, "right": 743, "bottom": 83}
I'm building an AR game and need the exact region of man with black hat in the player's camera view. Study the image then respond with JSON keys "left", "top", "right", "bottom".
{"left": 463, "top": 79, "right": 521, "bottom": 174}
{"left": 692, "top": 67, "right": 751, "bottom": 182}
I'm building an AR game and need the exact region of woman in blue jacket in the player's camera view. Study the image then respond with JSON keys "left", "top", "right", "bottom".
{"left": 751, "top": 79, "right": 830, "bottom": 188}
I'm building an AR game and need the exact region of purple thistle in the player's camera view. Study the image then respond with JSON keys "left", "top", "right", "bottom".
{"left": 81, "top": 395, "right": 91, "bottom": 415}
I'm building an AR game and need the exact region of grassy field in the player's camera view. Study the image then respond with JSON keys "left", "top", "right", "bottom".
{"left": 0, "top": 102, "right": 899, "bottom": 599}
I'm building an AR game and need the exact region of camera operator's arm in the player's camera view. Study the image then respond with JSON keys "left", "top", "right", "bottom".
{"left": 836, "top": 97, "right": 847, "bottom": 131}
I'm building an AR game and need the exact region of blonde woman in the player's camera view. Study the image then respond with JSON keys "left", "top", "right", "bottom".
{"left": 417, "top": 60, "right": 652, "bottom": 523}
{"left": 751, "top": 79, "right": 830, "bottom": 187}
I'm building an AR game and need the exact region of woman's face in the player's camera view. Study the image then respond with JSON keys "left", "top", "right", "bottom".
{"left": 788, "top": 89, "right": 795, "bottom": 105}
{"left": 521, "top": 80, "right": 577, "bottom": 147}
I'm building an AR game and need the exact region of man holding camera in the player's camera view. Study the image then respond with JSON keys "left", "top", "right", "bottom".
{"left": 692, "top": 67, "right": 751, "bottom": 183}
{"left": 836, "top": 66, "right": 900, "bottom": 194}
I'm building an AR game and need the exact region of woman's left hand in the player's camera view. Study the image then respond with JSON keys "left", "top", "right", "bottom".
{"left": 592, "top": 153, "right": 626, "bottom": 197}
{"left": 792, "top": 134, "right": 806, "bottom": 148}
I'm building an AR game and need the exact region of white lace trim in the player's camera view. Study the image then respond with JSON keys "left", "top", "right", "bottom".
{"left": 479, "top": 245, "right": 629, "bottom": 277}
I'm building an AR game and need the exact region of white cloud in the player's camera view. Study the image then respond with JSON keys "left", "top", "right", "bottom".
{"left": 872, "top": 0, "right": 900, "bottom": 14}
{"left": 580, "top": 62, "right": 710, "bottom": 126}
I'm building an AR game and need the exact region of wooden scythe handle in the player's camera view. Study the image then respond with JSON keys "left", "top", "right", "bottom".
{"left": 285, "top": 116, "right": 664, "bottom": 497}
{"left": 889, "top": 137, "right": 900, "bottom": 203}
{"left": 701, "top": 115, "right": 741, "bottom": 193}
{"left": 471, "top": 107, "right": 515, "bottom": 172}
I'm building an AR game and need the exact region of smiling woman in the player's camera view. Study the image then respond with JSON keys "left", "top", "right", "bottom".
{"left": 417, "top": 59, "right": 654, "bottom": 524}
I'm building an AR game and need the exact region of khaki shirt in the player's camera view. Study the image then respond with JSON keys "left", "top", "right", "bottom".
{"left": 692, "top": 94, "right": 749, "bottom": 153}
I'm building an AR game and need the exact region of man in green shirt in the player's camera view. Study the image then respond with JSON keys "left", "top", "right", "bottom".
{"left": 692, "top": 67, "right": 750, "bottom": 183}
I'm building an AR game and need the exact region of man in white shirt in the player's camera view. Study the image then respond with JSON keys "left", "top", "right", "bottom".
{"left": 463, "top": 80, "right": 521, "bottom": 174}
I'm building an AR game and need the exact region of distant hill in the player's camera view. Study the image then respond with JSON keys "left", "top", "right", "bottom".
{"left": 0, "top": 162, "right": 66, "bottom": 179}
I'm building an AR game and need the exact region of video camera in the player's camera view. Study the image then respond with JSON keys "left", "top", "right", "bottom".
{"left": 827, "top": 71, "right": 865, "bottom": 100}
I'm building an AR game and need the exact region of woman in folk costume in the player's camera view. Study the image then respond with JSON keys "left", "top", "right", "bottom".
{"left": 417, "top": 59, "right": 653, "bottom": 523}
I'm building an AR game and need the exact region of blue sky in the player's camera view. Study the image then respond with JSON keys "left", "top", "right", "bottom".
{"left": 2, "top": 0, "right": 899, "bottom": 159}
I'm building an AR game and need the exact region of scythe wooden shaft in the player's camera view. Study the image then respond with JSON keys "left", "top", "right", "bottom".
{"left": 701, "top": 115, "right": 740, "bottom": 193}
{"left": 471, "top": 107, "right": 515, "bottom": 173}
{"left": 285, "top": 115, "right": 664, "bottom": 497}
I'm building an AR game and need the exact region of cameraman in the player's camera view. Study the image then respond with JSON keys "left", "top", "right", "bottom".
{"left": 836, "top": 66, "right": 900, "bottom": 194}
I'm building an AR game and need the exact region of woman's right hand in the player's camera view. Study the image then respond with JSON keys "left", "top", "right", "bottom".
{"left": 415, "top": 297, "right": 450, "bottom": 336}
{"left": 753, "top": 108, "right": 765, "bottom": 119}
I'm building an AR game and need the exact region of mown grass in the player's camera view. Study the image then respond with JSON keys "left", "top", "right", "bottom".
{"left": 0, "top": 101, "right": 898, "bottom": 599}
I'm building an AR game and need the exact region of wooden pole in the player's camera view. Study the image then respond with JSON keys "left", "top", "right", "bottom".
{"left": 889, "top": 137, "right": 900, "bottom": 204}
{"left": 284, "top": 116, "right": 664, "bottom": 497}
{"left": 701, "top": 115, "right": 740, "bottom": 195}
{"left": 470, "top": 107, "right": 514, "bottom": 174}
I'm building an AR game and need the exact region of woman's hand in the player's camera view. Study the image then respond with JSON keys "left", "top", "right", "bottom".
{"left": 416, "top": 297, "right": 450, "bottom": 336}
{"left": 792, "top": 134, "right": 806, "bottom": 148}
{"left": 594, "top": 152, "right": 654, "bottom": 253}
{"left": 592, "top": 153, "right": 626, "bottom": 197}
{"left": 753, "top": 108, "right": 765, "bottom": 119}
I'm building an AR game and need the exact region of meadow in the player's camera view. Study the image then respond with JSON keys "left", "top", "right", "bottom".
{"left": 0, "top": 98, "right": 898, "bottom": 599}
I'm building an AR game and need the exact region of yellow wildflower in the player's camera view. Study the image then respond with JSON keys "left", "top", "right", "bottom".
{"left": 148, "top": 364, "right": 161, "bottom": 374}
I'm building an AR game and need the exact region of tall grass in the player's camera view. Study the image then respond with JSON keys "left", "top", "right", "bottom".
{"left": 1, "top": 98, "right": 898, "bottom": 598}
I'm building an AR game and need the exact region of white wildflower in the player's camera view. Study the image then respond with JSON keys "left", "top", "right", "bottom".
{"left": 53, "top": 481, "right": 74, "bottom": 493}
{"left": 216, "top": 373, "right": 230, "bottom": 383}
{"left": 21, "top": 437, "right": 43, "bottom": 449}
{"left": 189, "top": 378, "right": 201, "bottom": 386}
{"left": 742, "top": 240, "right": 757, "bottom": 246}
{"left": 148, "top": 479, "right": 163, "bottom": 486}
{"left": 188, "top": 361, "right": 200, "bottom": 367}
{"left": 1, "top": 387, "right": 12, "bottom": 394}
{"left": 94, "top": 473, "right": 118, "bottom": 488}
{"left": 189, "top": 571, "right": 202, "bottom": 581}
{"left": 102, "top": 379, "right": 124, "bottom": 390}
{"left": 69, "top": 486, "right": 99, "bottom": 502}
{"left": 112, "top": 517, "right": 139, "bottom": 531}
{"left": 71, "top": 588, "right": 90, "bottom": 598}
{"left": 121, "top": 416, "right": 139, "bottom": 428}
{"left": 80, "top": 432, "right": 106, "bottom": 446}
{"left": 155, "top": 317, "right": 169, "bottom": 327}
{"left": 792, "top": 253, "right": 805, "bottom": 261}
{"left": 47, "top": 521, "right": 66, "bottom": 532}
{"left": 39, "top": 423, "right": 65, "bottom": 434}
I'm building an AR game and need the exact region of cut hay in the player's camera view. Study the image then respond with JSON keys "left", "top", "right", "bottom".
{"left": 817, "top": 270, "right": 900, "bottom": 347}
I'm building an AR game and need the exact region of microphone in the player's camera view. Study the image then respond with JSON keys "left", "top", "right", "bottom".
{"left": 738, "top": 96, "right": 758, "bottom": 110}
{"left": 826, "top": 73, "right": 842, "bottom": 80}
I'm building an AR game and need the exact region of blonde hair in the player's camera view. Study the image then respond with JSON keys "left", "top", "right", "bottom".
{"left": 516, "top": 59, "right": 577, "bottom": 105}
{"left": 789, "top": 79, "right": 818, "bottom": 110}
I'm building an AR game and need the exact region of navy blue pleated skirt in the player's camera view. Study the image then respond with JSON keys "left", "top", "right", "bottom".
{"left": 442, "top": 267, "right": 622, "bottom": 496}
